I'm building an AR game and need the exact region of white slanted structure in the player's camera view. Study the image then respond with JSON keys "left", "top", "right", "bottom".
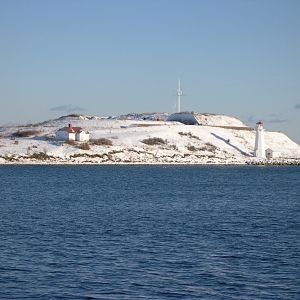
{"left": 56, "top": 124, "right": 90, "bottom": 142}
{"left": 254, "top": 121, "right": 265, "bottom": 158}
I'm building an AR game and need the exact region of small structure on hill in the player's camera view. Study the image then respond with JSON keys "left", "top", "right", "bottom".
{"left": 56, "top": 124, "right": 89, "bottom": 142}
{"left": 167, "top": 112, "right": 198, "bottom": 125}
{"left": 265, "top": 148, "right": 280, "bottom": 159}
{"left": 254, "top": 121, "right": 265, "bottom": 158}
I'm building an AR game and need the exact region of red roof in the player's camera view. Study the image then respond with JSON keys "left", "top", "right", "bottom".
{"left": 63, "top": 126, "right": 82, "bottom": 133}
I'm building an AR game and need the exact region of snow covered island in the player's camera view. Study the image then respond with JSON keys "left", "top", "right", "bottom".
{"left": 0, "top": 112, "right": 299, "bottom": 165}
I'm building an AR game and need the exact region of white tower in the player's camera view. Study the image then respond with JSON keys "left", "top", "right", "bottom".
{"left": 176, "top": 79, "right": 183, "bottom": 113}
{"left": 254, "top": 121, "right": 265, "bottom": 158}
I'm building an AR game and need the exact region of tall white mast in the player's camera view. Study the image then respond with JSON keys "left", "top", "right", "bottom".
{"left": 176, "top": 79, "right": 183, "bottom": 113}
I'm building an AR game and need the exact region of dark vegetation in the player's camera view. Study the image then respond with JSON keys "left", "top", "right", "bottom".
{"left": 186, "top": 142, "right": 218, "bottom": 152}
{"left": 178, "top": 132, "right": 201, "bottom": 140}
{"left": 203, "top": 142, "right": 218, "bottom": 152}
{"left": 141, "top": 137, "right": 166, "bottom": 145}
{"left": 186, "top": 144, "right": 197, "bottom": 151}
{"left": 90, "top": 138, "right": 113, "bottom": 146}
{"left": 64, "top": 140, "right": 92, "bottom": 150}
{"left": 30, "top": 152, "right": 51, "bottom": 160}
{"left": 64, "top": 140, "right": 76, "bottom": 146}
{"left": 13, "top": 130, "right": 41, "bottom": 137}
{"left": 78, "top": 143, "right": 90, "bottom": 150}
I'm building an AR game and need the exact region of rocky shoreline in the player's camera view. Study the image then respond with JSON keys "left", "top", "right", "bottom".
{"left": 246, "top": 159, "right": 300, "bottom": 166}
{"left": 0, "top": 151, "right": 299, "bottom": 165}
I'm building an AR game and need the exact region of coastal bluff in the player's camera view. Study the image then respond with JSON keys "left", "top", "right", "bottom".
{"left": 0, "top": 113, "right": 299, "bottom": 164}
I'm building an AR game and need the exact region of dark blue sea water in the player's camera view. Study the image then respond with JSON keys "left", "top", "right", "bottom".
{"left": 0, "top": 165, "right": 299, "bottom": 300}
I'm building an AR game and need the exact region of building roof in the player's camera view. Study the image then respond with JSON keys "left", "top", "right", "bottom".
{"left": 58, "top": 126, "right": 82, "bottom": 133}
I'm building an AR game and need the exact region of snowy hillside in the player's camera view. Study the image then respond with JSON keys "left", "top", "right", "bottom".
{"left": 0, "top": 113, "right": 299, "bottom": 164}
{"left": 194, "top": 113, "right": 247, "bottom": 127}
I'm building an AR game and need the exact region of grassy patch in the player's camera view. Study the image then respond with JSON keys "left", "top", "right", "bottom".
{"left": 30, "top": 152, "right": 51, "bottom": 160}
{"left": 186, "top": 144, "right": 197, "bottom": 151}
{"left": 64, "top": 140, "right": 76, "bottom": 146}
{"left": 141, "top": 137, "right": 166, "bottom": 145}
{"left": 78, "top": 143, "right": 90, "bottom": 150}
{"left": 178, "top": 132, "right": 200, "bottom": 140}
{"left": 169, "top": 144, "right": 178, "bottom": 150}
{"left": 204, "top": 142, "right": 218, "bottom": 152}
{"left": 13, "top": 130, "right": 41, "bottom": 137}
{"left": 90, "top": 138, "right": 113, "bottom": 146}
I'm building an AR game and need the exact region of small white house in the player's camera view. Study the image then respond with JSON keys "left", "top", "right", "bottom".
{"left": 56, "top": 124, "right": 90, "bottom": 142}
{"left": 265, "top": 148, "right": 280, "bottom": 159}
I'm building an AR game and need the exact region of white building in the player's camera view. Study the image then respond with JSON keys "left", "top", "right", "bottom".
{"left": 56, "top": 124, "right": 89, "bottom": 142}
{"left": 265, "top": 148, "right": 280, "bottom": 159}
{"left": 75, "top": 130, "right": 90, "bottom": 142}
{"left": 254, "top": 121, "right": 265, "bottom": 158}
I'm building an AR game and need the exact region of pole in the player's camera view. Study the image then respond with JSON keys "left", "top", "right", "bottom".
{"left": 177, "top": 79, "right": 182, "bottom": 113}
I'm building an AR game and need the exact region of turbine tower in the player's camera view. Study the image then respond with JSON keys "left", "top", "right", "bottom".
{"left": 176, "top": 79, "right": 183, "bottom": 113}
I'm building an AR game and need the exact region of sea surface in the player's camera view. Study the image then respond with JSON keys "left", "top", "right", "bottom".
{"left": 0, "top": 165, "right": 299, "bottom": 300}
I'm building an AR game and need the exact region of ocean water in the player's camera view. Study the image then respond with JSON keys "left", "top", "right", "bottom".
{"left": 0, "top": 165, "right": 299, "bottom": 300}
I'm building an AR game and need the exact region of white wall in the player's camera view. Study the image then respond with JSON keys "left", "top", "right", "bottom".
{"left": 76, "top": 131, "right": 89, "bottom": 142}
{"left": 266, "top": 149, "right": 280, "bottom": 159}
{"left": 56, "top": 130, "right": 75, "bottom": 141}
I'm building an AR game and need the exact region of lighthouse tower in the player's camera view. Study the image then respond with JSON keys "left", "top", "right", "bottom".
{"left": 254, "top": 121, "right": 265, "bottom": 158}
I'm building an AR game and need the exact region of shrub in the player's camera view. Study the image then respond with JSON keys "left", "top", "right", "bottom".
{"left": 65, "top": 140, "right": 76, "bottom": 145}
{"left": 141, "top": 137, "right": 166, "bottom": 145}
{"left": 13, "top": 130, "right": 41, "bottom": 137}
{"left": 178, "top": 132, "right": 200, "bottom": 140}
{"left": 78, "top": 143, "right": 90, "bottom": 150}
{"left": 187, "top": 144, "right": 197, "bottom": 151}
{"left": 205, "top": 142, "right": 217, "bottom": 152}
{"left": 90, "top": 138, "right": 113, "bottom": 146}
{"left": 30, "top": 152, "right": 50, "bottom": 160}
{"left": 169, "top": 144, "right": 178, "bottom": 150}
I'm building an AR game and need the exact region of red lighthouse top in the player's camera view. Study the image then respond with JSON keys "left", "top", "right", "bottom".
{"left": 256, "top": 120, "right": 263, "bottom": 125}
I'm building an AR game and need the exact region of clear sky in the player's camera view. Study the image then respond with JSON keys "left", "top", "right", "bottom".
{"left": 0, "top": 0, "right": 299, "bottom": 142}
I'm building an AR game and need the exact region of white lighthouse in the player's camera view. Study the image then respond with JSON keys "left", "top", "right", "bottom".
{"left": 254, "top": 121, "right": 265, "bottom": 158}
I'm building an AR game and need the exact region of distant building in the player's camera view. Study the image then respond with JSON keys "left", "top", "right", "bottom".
{"left": 265, "top": 148, "right": 280, "bottom": 159}
{"left": 254, "top": 121, "right": 265, "bottom": 158}
{"left": 56, "top": 124, "right": 89, "bottom": 142}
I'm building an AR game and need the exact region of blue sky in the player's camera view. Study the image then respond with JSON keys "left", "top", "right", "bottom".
{"left": 0, "top": 0, "right": 299, "bottom": 142}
